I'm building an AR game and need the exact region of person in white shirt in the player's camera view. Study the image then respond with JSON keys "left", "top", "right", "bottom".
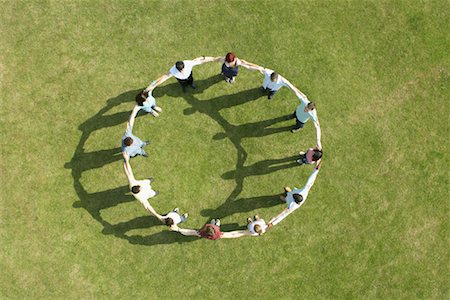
{"left": 246, "top": 215, "right": 268, "bottom": 236}
{"left": 123, "top": 154, "right": 162, "bottom": 221}
{"left": 261, "top": 69, "right": 291, "bottom": 100}
{"left": 163, "top": 208, "right": 188, "bottom": 230}
{"left": 268, "top": 162, "right": 321, "bottom": 228}
{"left": 145, "top": 56, "right": 216, "bottom": 93}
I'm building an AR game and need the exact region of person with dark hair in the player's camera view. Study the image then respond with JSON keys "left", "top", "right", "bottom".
{"left": 122, "top": 154, "right": 162, "bottom": 221}
{"left": 145, "top": 56, "right": 216, "bottom": 93}
{"left": 163, "top": 207, "right": 188, "bottom": 229}
{"left": 297, "top": 146, "right": 323, "bottom": 167}
{"left": 267, "top": 162, "right": 322, "bottom": 228}
{"left": 286, "top": 86, "right": 322, "bottom": 149}
{"left": 135, "top": 90, "right": 162, "bottom": 117}
{"left": 121, "top": 108, "right": 149, "bottom": 158}
{"left": 215, "top": 52, "right": 263, "bottom": 83}
{"left": 260, "top": 68, "right": 291, "bottom": 99}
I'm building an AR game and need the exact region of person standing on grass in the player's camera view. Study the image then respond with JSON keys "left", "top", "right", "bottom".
{"left": 260, "top": 69, "right": 291, "bottom": 100}
{"left": 215, "top": 52, "right": 263, "bottom": 83}
{"left": 297, "top": 146, "right": 323, "bottom": 167}
{"left": 123, "top": 154, "right": 162, "bottom": 221}
{"left": 246, "top": 215, "right": 268, "bottom": 236}
{"left": 145, "top": 56, "right": 216, "bottom": 93}
{"left": 267, "top": 162, "right": 321, "bottom": 228}
{"left": 135, "top": 90, "right": 162, "bottom": 117}
{"left": 121, "top": 108, "right": 149, "bottom": 158}
{"left": 287, "top": 87, "right": 322, "bottom": 149}
{"left": 163, "top": 207, "right": 188, "bottom": 230}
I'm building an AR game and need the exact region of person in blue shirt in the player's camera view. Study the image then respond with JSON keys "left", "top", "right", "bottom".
{"left": 121, "top": 108, "right": 149, "bottom": 158}
{"left": 135, "top": 90, "right": 162, "bottom": 117}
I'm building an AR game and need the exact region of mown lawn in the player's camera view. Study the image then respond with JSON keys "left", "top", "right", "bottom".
{"left": 1, "top": 0, "right": 448, "bottom": 298}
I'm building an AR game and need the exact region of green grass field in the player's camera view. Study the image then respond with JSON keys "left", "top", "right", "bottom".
{"left": 1, "top": 0, "right": 449, "bottom": 298}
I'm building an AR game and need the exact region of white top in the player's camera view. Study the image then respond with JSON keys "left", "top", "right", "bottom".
{"left": 169, "top": 60, "right": 202, "bottom": 80}
{"left": 262, "top": 69, "right": 288, "bottom": 91}
{"left": 165, "top": 211, "right": 182, "bottom": 225}
{"left": 247, "top": 219, "right": 268, "bottom": 235}
{"left": 271, "top": 169, "right": 320, "bottom": 226}
{"left": 129, "top": 179, "right": 156, "bottom": 207}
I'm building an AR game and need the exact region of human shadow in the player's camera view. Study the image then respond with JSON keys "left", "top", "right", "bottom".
{"left": 221, "top": 155, "right": 299, "bottom": 180}
{"left": 200, "top": 193, "right": 283, "bottom": 219}
{"left": 65, "top": 89, "right": 183, "bottom": 246}
{"left": 169, "top": 78, "right": 294, "bottom": 210}
{"left": 125, "top": 229, "right": 198, "bottom": 246}
{"left": 66, "top": 77, "right": 294, "bottom": 245}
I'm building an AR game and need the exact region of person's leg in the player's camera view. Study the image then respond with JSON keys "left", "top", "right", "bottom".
{"left": 291, "top": 119, "right": 305, "bottom": 133}
{"left": 150, "top": 110, "right": 159, "bottom": 117}
{"left": 187, "top": 73, "right": 195, "bottom": 89}
{"left": 268, "top": 89, "right": 276, "bottom": 100}
{"left": 139, "top": 148, "right": 148, "bottom": 158}
{"left": 177, "top": 78, "right": 189, "bottom": 92}
{"left": 181, "top": 213, "right": 188, "bottom": 223}
{"left": 287, "top": 111, "right": 296, "bottom": 120}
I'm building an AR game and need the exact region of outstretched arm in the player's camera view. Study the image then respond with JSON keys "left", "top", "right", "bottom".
{"left": 171, "top": 226, "right": 201, "bottom": 237}
{"left": 145, "top": 73, "right": 173, "bottom": 92}
{"left": 122, "top": 154, "right": 135, "bottom": 183}
{"left": 313, "top": 120, "right": 322, "bottom": 150}
{"left": 214, "top": 56, "right": 225, "bottom": 63}
{"left": 141, "top": 199, "right": 163, "bottom": 220}
{"left": 303, "top": 168, "right": 320, "bottom": 195}
{"left": 220, "top": 230, "right": 250, "bottom": 238}
{"left": 126, "top": 105, "right": 140, "bottom": 132}
{"left": 239, "top": 59, "right": 264, "bottom": 72}
{"left": 268, "top": 207, "right": 294, "bottom": 227}
{"left": 193, "top": 56, "right": 217, "bottom": 63}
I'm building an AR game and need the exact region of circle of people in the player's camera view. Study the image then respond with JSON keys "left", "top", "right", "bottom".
{"left": 122, "top": 52, "right": 323, "bottom": 240}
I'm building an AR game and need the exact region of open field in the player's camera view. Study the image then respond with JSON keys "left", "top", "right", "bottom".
{"left": 1, "top": 0, "right": 448, "bottom": 298}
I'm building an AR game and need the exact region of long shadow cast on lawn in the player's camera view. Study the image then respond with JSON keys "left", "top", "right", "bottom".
{"left": 65, "top": 89, "right": 195, "bottom": 246}
{"left": 154, "top": 76, "right": 297, "bottom": 221}
{"left": 66, "top": 75, "right": 298, "bottom": 244}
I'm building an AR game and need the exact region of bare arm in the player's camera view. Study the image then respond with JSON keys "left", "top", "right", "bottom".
{"left": 302, "top": 168, "right": 320, "bottom": 194}
{"left": 145, "top": 73, "right": 173, "bottom": 91}
{"left": 220, "top": 230, "right": 249, "bottom": 238}
{"left": 239, "top": 59, "right": 264, "bottom": 72}
{"left": 268, "top": 207, "right": 291, "bottom": 226}
{"left": 174, "top": 227, "right": 201, "bottom": 237}
{"left": 214, "top": 56, "right": 225, "bottom": 63}
{"left": 141, "top": 200, "right": 163, "bottom": 220}
{"left": 122, "top": 154, "right": 135, "bottom": 183}
{"left": 193, "top": 56, "right": 217, "bottom": 63}
{"left": 126, "top": 105, "right": 140, "bottom": 132}
{"left": 313, "top": 119, "right": 322, "bottom": 150}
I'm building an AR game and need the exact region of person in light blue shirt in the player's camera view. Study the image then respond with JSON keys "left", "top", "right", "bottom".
{"left": 121, "top": 109, "right": 149, "bottom": 158}
{"left": 135, "top": 90, "right": 162, "bottom": 117}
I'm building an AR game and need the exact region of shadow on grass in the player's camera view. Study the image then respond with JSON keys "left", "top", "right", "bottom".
{"left": 66, "top": 75, "right": 296, "bottom": 246}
